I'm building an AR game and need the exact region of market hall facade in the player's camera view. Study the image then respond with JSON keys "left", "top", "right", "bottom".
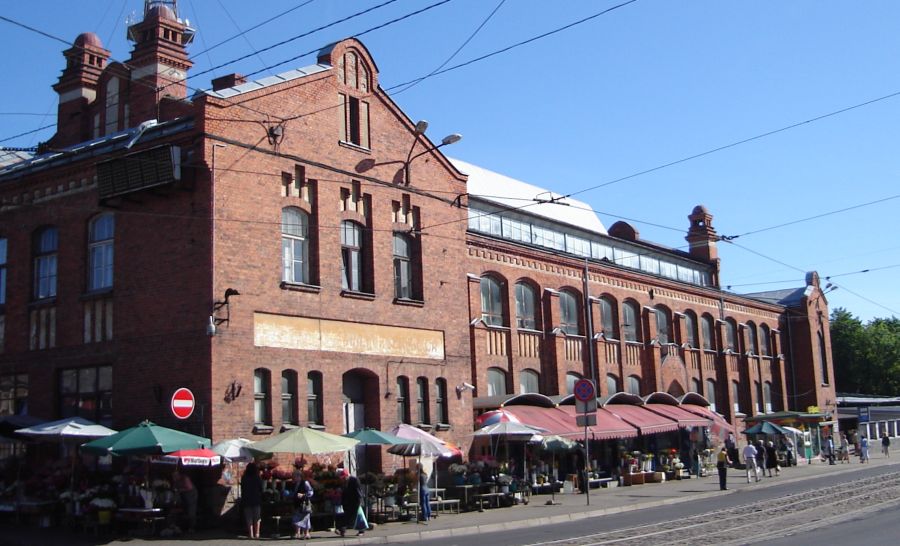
{"left": 0, "top": 4, "right": 837, "bottom": 463}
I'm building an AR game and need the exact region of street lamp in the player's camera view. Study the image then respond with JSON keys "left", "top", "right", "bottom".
{"left": 404, "top": 119, "right": 461, "bottom": 185}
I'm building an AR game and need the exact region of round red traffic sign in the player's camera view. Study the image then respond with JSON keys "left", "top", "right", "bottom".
{"left": 171, "top": 388, "right": 195, "bottom": 420}
{"left": 573, "top": 379, "right": 595, "bottom": 402}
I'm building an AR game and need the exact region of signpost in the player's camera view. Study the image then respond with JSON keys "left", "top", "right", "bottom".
{"left": 171, "top": 388, "right": 195, "bottom": 420}
{"left": 573, "top": 379, "right": 596, "bottom": 506}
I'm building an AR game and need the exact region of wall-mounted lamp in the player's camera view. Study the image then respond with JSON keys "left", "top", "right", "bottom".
{"left": 404, "top": 119, "right": 462, "bottom": 185}
{"left": 456, "top": 382, "right": 475, "bottom": 397}
{"left": 208, "top": 287, "right": 240, "bottom": 336}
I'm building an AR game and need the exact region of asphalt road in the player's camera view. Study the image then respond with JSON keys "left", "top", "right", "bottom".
{"left": 418, "top": 465, "right": 900, "bottom": 546}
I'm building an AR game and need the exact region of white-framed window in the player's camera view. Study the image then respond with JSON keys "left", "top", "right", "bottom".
{"left": 434, "top": 378, "right": 448, "bottom": 425}
{"left": 282, "top": 208, "right": 309, "bottom": 284}
{"left": 705, "top": 379, "right": 716, "bottom": 412}
{"left": 519, "top": 369, "right": 540, "bottom": 394}
{"left": 396, "top": 376, "right": 410, "bottom": 424}
{"left": 623, "top": 301, "right": 641, "bottom": 342}
{"left": 340, "top": 221, "right": 365, "bottom": 292}
{"left": 606, "top": 374, "right": 618, "bottom": 395}
{"left": 487, "top": 367, "right": 507, "bottom": 397}
{"left": 254, "top": 368, "right": 271, "bottom": 425}
{"left": 33, "top": 227, "right": 58, "bottom": 300}
{"left": 627, "top": 375, "right": 641, "bottom": 396}
{"left": 701, "top": 314, "right": 715, "bottom": 350}
{"left": 393, "top": 233, "right": 415, "bottom": 299}
{"left": 416, "top": 377, "right": 430, "bottom": 424}
{"left": 559, "top": 290, "right": 580, "bottom": 335}
{"left": 281, "top": 370, "right": 298, "bottom": 426}
{"left": 480, "top": 276, "right": 505, "bottom": 326}
{"left": 514, "top": 282, "right": 537, "bottom": 330}
{"left": 88, "top": 214, "right": 114, "bottom": 291}
{"left": 307, "top": 371, "right": 323, "bottom": 426}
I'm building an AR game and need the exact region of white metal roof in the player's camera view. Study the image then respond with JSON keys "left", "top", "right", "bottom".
{"left": 450, "top": 158, "right": 607, "bottom": 235}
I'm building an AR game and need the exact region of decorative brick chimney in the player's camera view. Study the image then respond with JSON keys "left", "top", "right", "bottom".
{"left": 124, "top": 0, "right": 195, "bottom": 126}
{"left": 51, "top": 32, "right": 110, "bottom": 147}
{"left": 686, "top": 205, "right": 720, "bottom": 285}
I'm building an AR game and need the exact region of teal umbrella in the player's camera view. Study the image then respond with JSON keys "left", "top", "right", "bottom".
{"left": 343, "top": 428, "right": 408, "bottom": 446}
{"left": 742, "top": 421, "right": 790, "bottom": 436}
{"left": 81, "top": 420, "right": 210, "bottom": 456}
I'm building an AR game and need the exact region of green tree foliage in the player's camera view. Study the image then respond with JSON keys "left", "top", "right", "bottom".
{"left": 831, "top": 307, "right": 900, "bottom": 395}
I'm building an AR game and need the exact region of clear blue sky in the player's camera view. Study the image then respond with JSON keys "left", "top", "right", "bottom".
{"left": 3, "top": 0, "right": 899, "bottom": 322}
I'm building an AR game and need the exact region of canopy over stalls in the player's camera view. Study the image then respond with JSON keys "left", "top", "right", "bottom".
{"left": 682, "top": 404, "right": 735, "bottom": 438}
{"left": 556, "top": 406, "right": 639, "bottom": 440}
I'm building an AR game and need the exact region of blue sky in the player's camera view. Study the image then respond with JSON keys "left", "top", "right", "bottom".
{"left": 2, "top": 0, "right": 899, "bottom": 322}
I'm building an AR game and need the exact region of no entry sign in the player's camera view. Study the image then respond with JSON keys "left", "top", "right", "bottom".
{"left": 171, "top": 388, "right": 195, "bottom": 420}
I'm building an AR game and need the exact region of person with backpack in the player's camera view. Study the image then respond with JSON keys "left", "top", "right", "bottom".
{"left": 882, "top": 434, "right": 891, "bottom": 457}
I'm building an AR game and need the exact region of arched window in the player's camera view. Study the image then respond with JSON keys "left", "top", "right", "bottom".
{"left": 105, "top": 77, "right": 119, "bottom": 134}
{"left": 282, "top": 208, "right": 309, "bottom": 284}
{"left": 487, "top": 367, "right": 507, "bottom": 396}
{"left": 88, "top": 213, "right": 114, "bottom": 291}
{"left": 754, "top": 381, "right": 763, "bottom": 413}
{"left": 724, "top": 319, "right": 737, "bottom": 351}
{"left": 606, "top": 374, "right": 619, "bottom": 395}
{"left": 705, "top": 379, "right": 717, "bottom": 412}
{"left": 340, "top": 221, "right": 366, "bottom": 292}
{"left": 691, "top": 378, "right": 701, "bottom": 394}
{"left": 281, "top": 370, "right": 298, "bottom": 426}
{"left": 763, "top": 382, "right": 772, "bottom": 413}
{"left": 396, "top": 376, "right": 410, "bottom": 424}
{"left": 818, "top": 330, "right": 830, "bottom": 385}
{"left": 307, "top": 371, "right": 323, "bottom": 426}
{"left": 598, "top": 296, "right": 618, "bottom": 339}
{"left": 416, "top": 377, "right": 430, "bottom": 424}
{"left": 701, "top": 314, "right": 715, "bottom": 350}
{"left": 683, "top": 311, "right": 697, "bottom": 348}
{"left": 558, "top": 290, "right": 580, "bottom": 335}
{"left": 759, "top": 324, "right": 771, "bottom": 356}
{"left": 434, "top": 378, "right": 448, "bottom": 425}
{"left": 253, "top": 368, "right": 271, "bottom": 426}
{"left": 622, "top": 301, "right": 641, "bottom": 342}
{"left": 627, "top": 375, "right": 641, "bottom": 396}
{"left": 655, "top": 306, "right": 671, "bottom": 345}
{"left": 33, "top": 226, "right": 58, "bottom": 300}
{"left": 732, "top": 381, "right": 741, "bottom": 414}
{"left": 746, "top": 321, "right": 758, "bottom": 354}
{"left": 393, "top": 233, "right": 415, "bottom": 299}
{"left": 480, "top": 276, "right": 505, "bottom": 326}
{"left": 514, "top": 282, "right": 538, "bottom": 330}
{"left": 519, "top": 369, "right": 540, "bottom": 394}
{"left": 565, "top": 372, "right": 582, "bottom": 395}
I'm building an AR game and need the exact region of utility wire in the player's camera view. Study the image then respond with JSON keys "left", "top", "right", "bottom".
{"left": 215, "top": 0, "right": 273, "bottom": 78}
{"left": 0, "top": 124, "right": 55, "bottom": 144}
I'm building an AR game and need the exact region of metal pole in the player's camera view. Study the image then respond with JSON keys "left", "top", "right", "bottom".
{"left": 584, "top": 420, "right": 590, "bottom": 506}
{"left": 583, "top": 258, "right": 595, "bottom": 507}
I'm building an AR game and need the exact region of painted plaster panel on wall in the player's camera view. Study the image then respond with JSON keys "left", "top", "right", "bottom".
{"left": 254, "top": 312, "right": 445, "bottom": 359}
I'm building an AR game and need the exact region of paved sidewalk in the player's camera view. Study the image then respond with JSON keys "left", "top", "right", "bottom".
{"left": 2, "top": 454, "right": 898, "bottom": 545}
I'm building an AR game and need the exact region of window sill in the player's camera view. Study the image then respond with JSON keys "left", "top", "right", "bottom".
{"left": 338, "top": 140, "right": 371, "bottom": 154}
{"left": 416, "top": 423, "right": 433, "bottom": 432}
{"left": 307, "top": 423, "right": 325, "bottom": 431}
{"left": 281, "top": 424, "right": 299, "bottom": 432}
{"left": 393, "top": 297, "right": 424, "bottom": 308}
{"left": 28, "top": 298, "right": 57, "bottom": 309}
{"left": 280, "top": 281, "right": 321, "bottom": 294}
{"left": 80, "top": 288, "right": 114, "bottom": 301}
{"left": 253, "top": 424, "right": 274, "bottom": 435}
{"left": 341, "top": 290, "right": 375, "bottom": 301}
{"left": 434, "top": 423, "right": 451, "bottom": 432}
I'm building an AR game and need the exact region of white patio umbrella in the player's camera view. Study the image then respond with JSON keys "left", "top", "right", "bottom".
{"left": 211, "top": 438, "right": 271, "bottom": 462}
{"left": 388, "top": 424, "right": 456, "bottom": 524}
{"left": 17, "top": 417, "right": 116, "bottom": 440}
{"left": 473, "top": 422, "right": 547, "bottom": 482}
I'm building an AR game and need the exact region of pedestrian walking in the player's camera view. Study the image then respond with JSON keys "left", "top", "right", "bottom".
{"left": 882, "top": 434, "right": 890, "bottom": 457}
{"left": 785, "top": 436, "right": 795, "bottom": 466}
{"left": 825, "top": 436, "right": 836, "bottom": 465}
{"left": 755, "top": 440, "right": 767, "bottom": 477}
{"left": 725, "top": 433, "right": 738, "bottom": 468}
{"left": 291, "top": 461, "right": 314, "bottom": 540}
{"left": 240, "top": 462, "right": 263, "bottom": 539}
{"left": 338, "top": 474, "right": 366, "bottom": 536}
{"left": 859, "top": 434, "right": 870, "bottom": 463}
{"left": 765, "top": 441, "right": 779, "bottom": 477}
{"left": 742, "top": 442, "right": 760, "bottom": 483}
{"left": 418, "top": 463, "right": 432, "bottom": 522}
{"left": 839, "top": 433, "right": 850, "bottom": 463}
{"left": 716, "top": 447, "right": 732, "bottom": 490}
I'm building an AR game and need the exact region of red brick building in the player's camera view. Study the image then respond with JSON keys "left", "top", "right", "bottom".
{"left": 0, "top": 5, "right": 836, "bottom": 457}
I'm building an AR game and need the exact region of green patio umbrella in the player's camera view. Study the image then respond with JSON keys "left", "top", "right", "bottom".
{"left": 343, "top": 429, "right": 410, "bottom": 520}
{"left": 80, "top": 420, "right": 210, "bottom": 456}
{"left": 250, "top": 426, "right": 359, "bottom": 455}
{"left": 537, "top": 434, "right": 579, "bottom": 505}
{"left": 742, "top": 421, "right": 790, "bottom": 436}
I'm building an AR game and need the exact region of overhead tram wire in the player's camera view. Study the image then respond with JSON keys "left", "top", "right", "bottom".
{"left": 389, "top": 0, "right": 507, "bottom": 96}
{"left": 214, "top": 0, "right": 277, "bottom": 78}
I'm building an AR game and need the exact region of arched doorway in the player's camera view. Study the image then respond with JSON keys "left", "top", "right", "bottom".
{"left": 342, "top": 369, "right": 381, "bottom": 471}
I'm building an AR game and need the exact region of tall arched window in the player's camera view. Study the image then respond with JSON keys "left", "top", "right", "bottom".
{"left": 691, "top": 378, "right": 701, "bottom": 394}
{"left": 746, "top": 321, "right": 758, "bottom": 354}
{"left": 487, "top": 367, "right": 507, "bottom": 396}
{"left": 88, "top": 214, "right": 114, "bottom": 291}
{"left": 754, "top": 381, "right": 763, "bottom": 413}
{"left": 33, "top": 226, "right": 58, "bottom": 300}
{"left": 683, "top": 311, "right": 697, "bottom": 348}
{"left": 627, "top": 375, "right": 641, "bottom": 396}
{"left": 281, "top": 370, "right": 298, "bottom": 426}
{"left": 622, "top": 301, "right": 641, "bottom": 342}
{"left": 519, "top": 369, "right": 540, "bottom": 394}
{"left": 340, "top": 221, "right": 365, "bottom": 292}
{"left": 565, "top": 372, "right": 582, "bottom": 394}
{"left": 705, "top": 379, "right": 717, "bottom": 412}
{"left": 558, "top": 290, "right": 580, "bottom": 335}
{"left": 396, "top": 376, "right": 410, "bottom": 424}
{"left": 514, "top": 282, "right": 538, "bottom": 330}
{"left": 763, "top": 382, "right": 772, "bottom": 413}
{"left": 480, "top": 276, "right": 505, "bottom": 326}
{"left": 416, "top": 377, "right": 430, "bottom": 424}
{"left": 818, "top": 330, "right": 830, "bottom": 385}
{"left": 606, "top": 374, "right": 619, "bottom": 395}
{"left": 307, "top": 371, "right": 323, "bottom": 426}
{"left": 434, "top": 378, "right": 448, "bottom": 425}
{"left": 759, "top": 325, "right": 771, "bottom": 356}
{"left": 701, "top": 314, "right": 715, "bottom": 350}
{"left": 598, "top": 296, "right": 618, "bottom": 339}
{"left": 254, "top": 368, "right": 271, "bottom": 426}
{"left": 282, "top": 208, "right": 309, "bottom": 284}
{"left": 655, "top": 306, "right": 671, "bottom": 345}
{"left": 724, "top": 319, "right": 737, "bottom": 351}
{"left": 732, "top": 381, "right": 741, "bottom": 414}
